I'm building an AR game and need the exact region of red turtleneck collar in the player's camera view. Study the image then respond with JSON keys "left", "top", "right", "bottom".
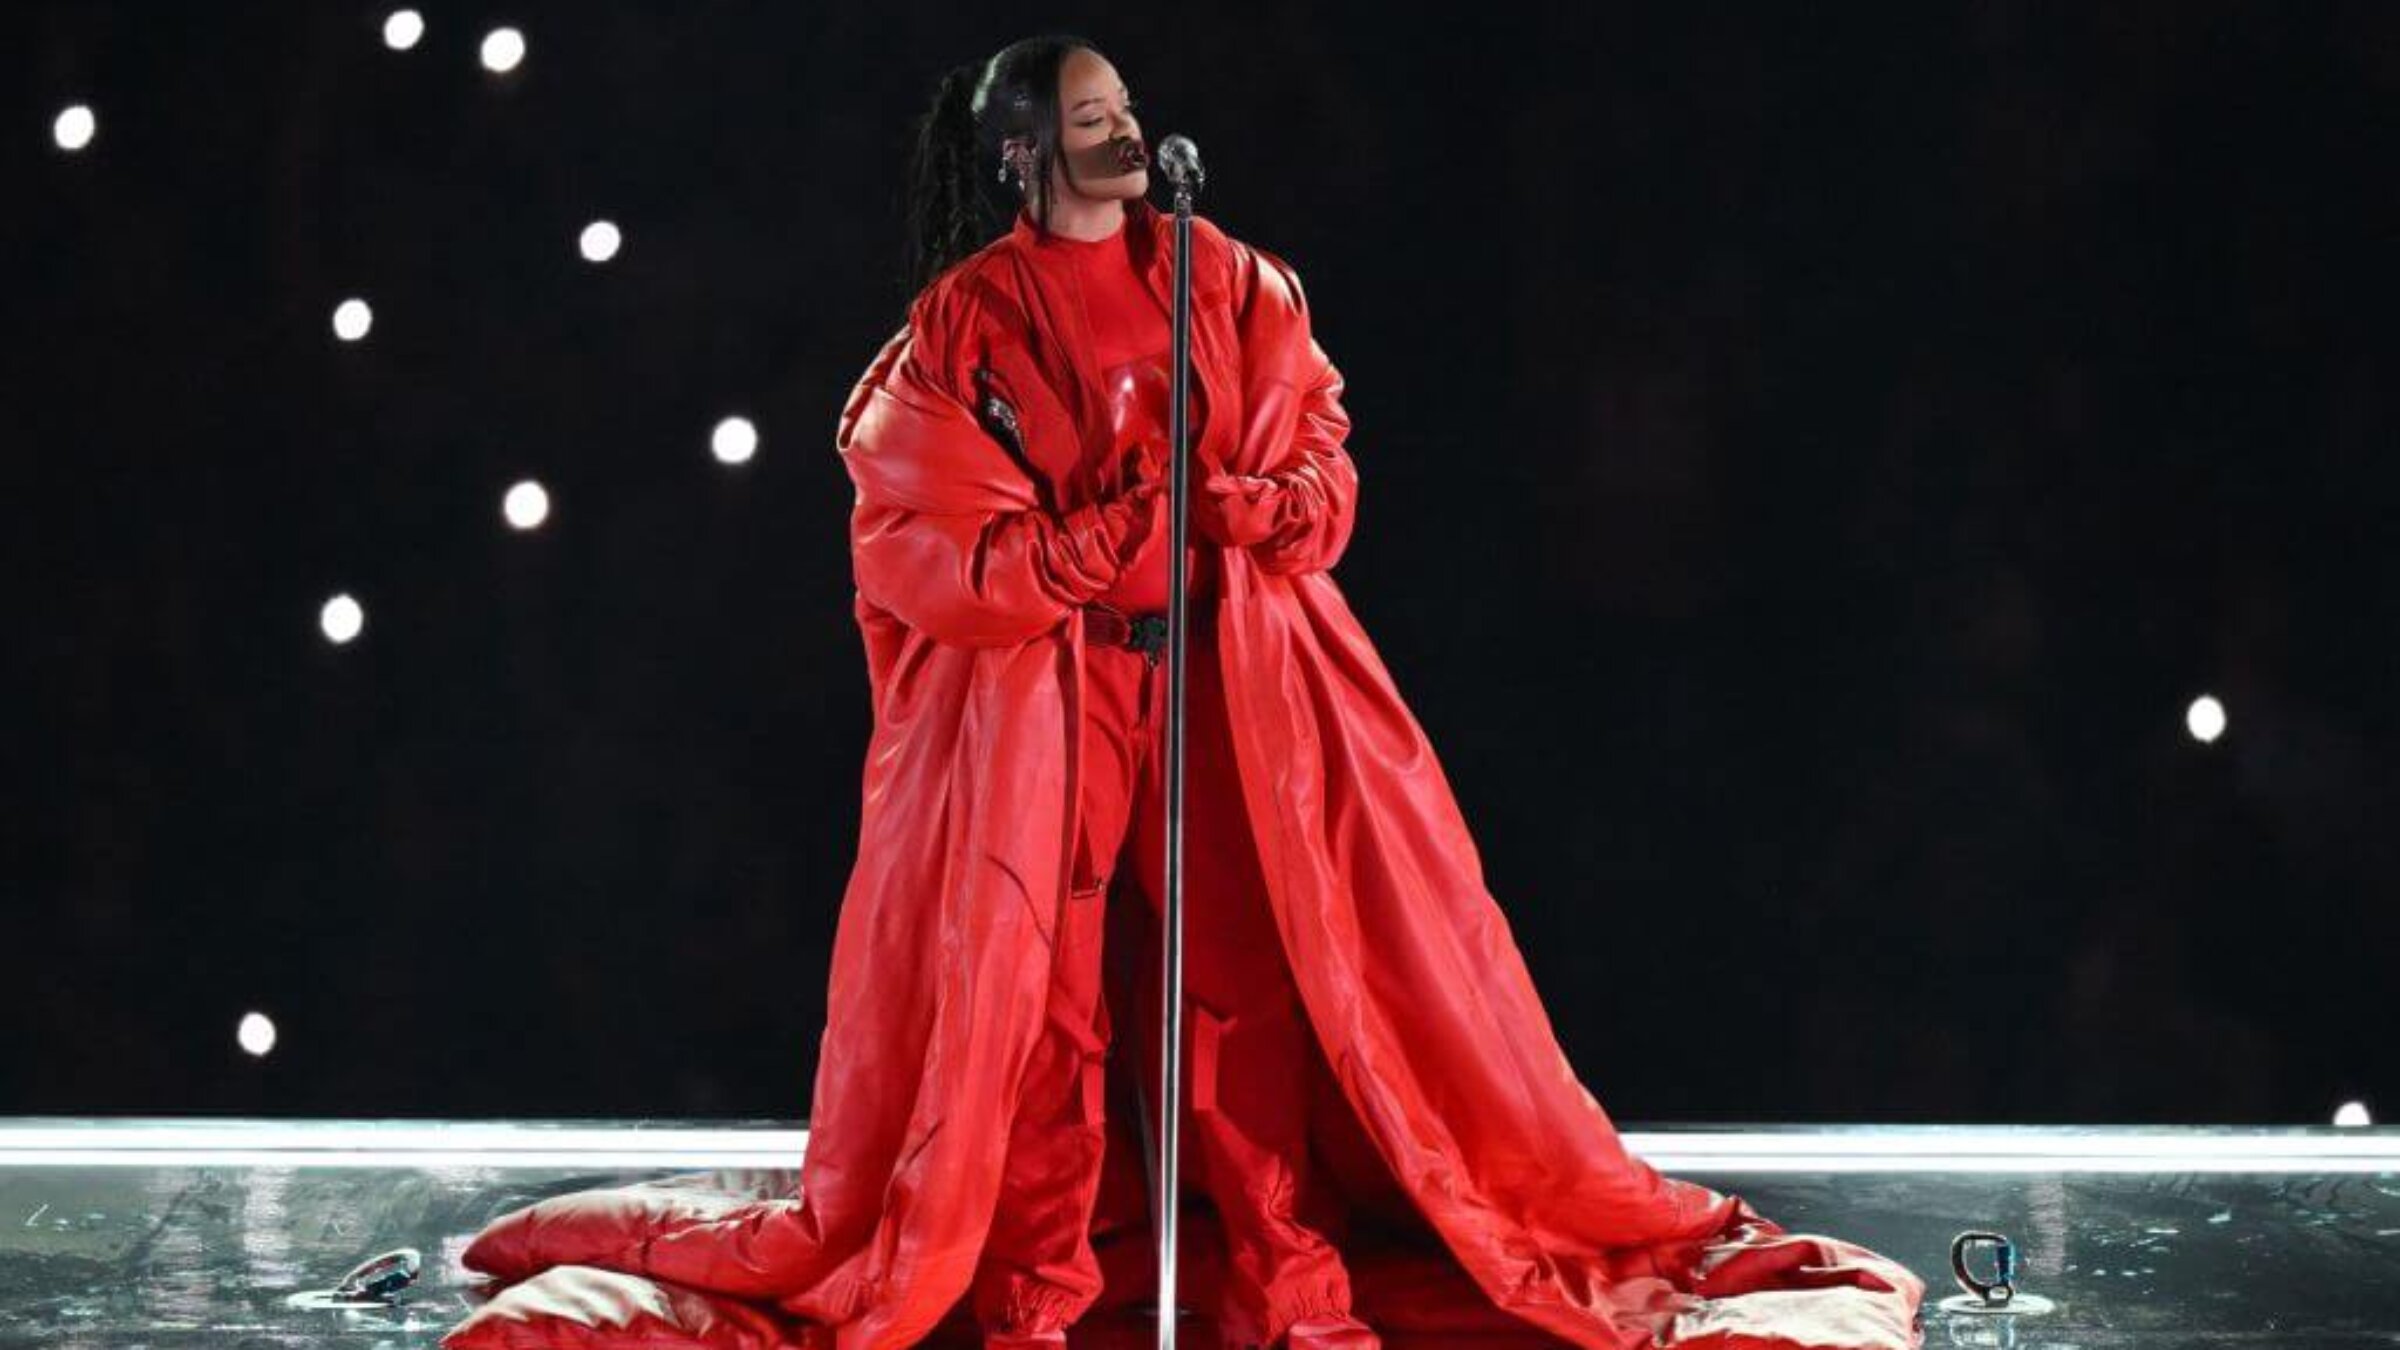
{"left": 1009, "top": 197, "right": 1165, "bottom": 257}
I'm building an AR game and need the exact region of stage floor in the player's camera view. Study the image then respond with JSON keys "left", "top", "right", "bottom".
{"left": 0, "top": 1120, "right": 2393, "bottom": 1347}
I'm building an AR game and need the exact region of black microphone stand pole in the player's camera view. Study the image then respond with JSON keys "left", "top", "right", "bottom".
{"left": 1153, "top": 132, "right": 1203, "bottom": 1350}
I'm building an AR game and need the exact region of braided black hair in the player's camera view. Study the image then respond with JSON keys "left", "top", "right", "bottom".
{"left": 900, "top": 35, "right": 1098, "bottom": 306}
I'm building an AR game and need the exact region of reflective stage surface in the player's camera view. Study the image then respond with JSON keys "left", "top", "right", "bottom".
{"left": 0, "top": 1121, "right": 2395, "bottom": 1348}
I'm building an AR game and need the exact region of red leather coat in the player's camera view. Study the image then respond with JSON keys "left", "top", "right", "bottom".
{"left": 444, "top": 197, "right": 1925, "bottom": 1350}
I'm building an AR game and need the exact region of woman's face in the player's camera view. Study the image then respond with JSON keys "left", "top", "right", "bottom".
{"left": 1019, "top": 47, "right": 1147, "bottom": 209}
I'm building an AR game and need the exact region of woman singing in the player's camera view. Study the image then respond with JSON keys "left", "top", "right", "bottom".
{"left": 444, "top": 33, "right": 1927, "bottom": 1350}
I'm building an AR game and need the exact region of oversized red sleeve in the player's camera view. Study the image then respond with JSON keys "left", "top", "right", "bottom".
{"left": 838, "top": 288, "right": 1160, "bottom": 647}
{"left": 1229, "top": 237, "right": 1359, "bottom": 576}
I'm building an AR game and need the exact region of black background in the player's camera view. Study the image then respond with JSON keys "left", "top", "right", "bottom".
{"left": 7, "top": 2, "right": 2395, "bottom": 1124}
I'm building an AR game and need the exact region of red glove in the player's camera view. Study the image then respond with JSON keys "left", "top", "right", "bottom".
{"left": 1104, "top": 441, "right": 1171, "bottom": 565}
{"left": 1193, "top": 470, "right": 1288, "bottom": 549}
{"left": 1110, "top": 444, "right": 1292, "bottom": 555}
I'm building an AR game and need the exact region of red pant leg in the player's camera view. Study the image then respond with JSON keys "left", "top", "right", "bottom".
{"left": 1120, "top": 625, "right": 1357, "bottom": 1349}
{"left": 969, "top": 637, "right": 1155, "bottom": 1336}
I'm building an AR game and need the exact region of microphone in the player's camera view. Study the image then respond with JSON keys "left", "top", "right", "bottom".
{"left": 1156, "top": 134, "right": 1204, "bottom": 193}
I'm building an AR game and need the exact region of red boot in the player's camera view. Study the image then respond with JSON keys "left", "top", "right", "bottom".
{"left": 1281, "top": 1313, "right": 1380, "bottom": 1349}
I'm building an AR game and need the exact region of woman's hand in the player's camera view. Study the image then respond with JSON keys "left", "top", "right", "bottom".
{"left": 1193, "top": 471, "right": 1287, "bottom": 549}
{"left": 1116, "top": 439, "right": 1170, "bottom": 502}
{"left": 1105, "top": 440, "right": 1171, "bottom": 564}
{"left": 1113, "top": 443, "right": 1295, "bottom": 553}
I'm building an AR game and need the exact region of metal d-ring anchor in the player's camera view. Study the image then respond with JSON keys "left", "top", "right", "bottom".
{"left": 283, "top": 1246, "right": 423, "bottom": 1311}
{"left": 1938, "top": 1229, "right": 2055, "bottom": 1318}
{"left": 1952, "top": 1231, "right": 2016, "bottom": 1306}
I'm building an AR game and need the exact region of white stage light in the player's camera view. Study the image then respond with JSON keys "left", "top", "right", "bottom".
{"left": 331, "top": 298, "right": 374, "bottom": 342}
{"left": 2186, "top": 694, "right": 2226, "bottom": 743}
{"left": 320, "top": 593, "right": 365, "bottom": 644}
{"left": 503, "top": 480, "right": 550, "bottom": 530}
{"left": 480, "top": 27, "right": 526, "bottom": 73}
{"left": 54, "top": 104, "right": 97, "bottom": 152}
{"left": 712, "top": 415, "right": 758, "bottom": 465}
{"left": 579, "top": 220, "right": 622, "bottom": 263}
{"left": 2333, "top": 1100, "right": 2372, "bottom": 1128}
{"left": 236, "top": 1013, "right": 278, "bottom": 1058}
{"left": 383, "top": 10, "right": 424, "bottom": 51}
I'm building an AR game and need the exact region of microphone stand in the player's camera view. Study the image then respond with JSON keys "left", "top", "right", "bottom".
{"left": 1153, "top": 134, "right": 1202, "bottom": 1350}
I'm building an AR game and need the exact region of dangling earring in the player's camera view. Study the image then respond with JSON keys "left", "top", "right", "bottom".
{"left": 996, "top": 156, "right": 1008, "bottom": 184}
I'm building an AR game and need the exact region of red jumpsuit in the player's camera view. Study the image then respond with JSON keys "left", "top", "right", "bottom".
{"left": 968, "top": 214, "right": 1355, "bottom": 1347}
{"left": 441, "top": 198, "right": 1929, "bottom": 1350}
